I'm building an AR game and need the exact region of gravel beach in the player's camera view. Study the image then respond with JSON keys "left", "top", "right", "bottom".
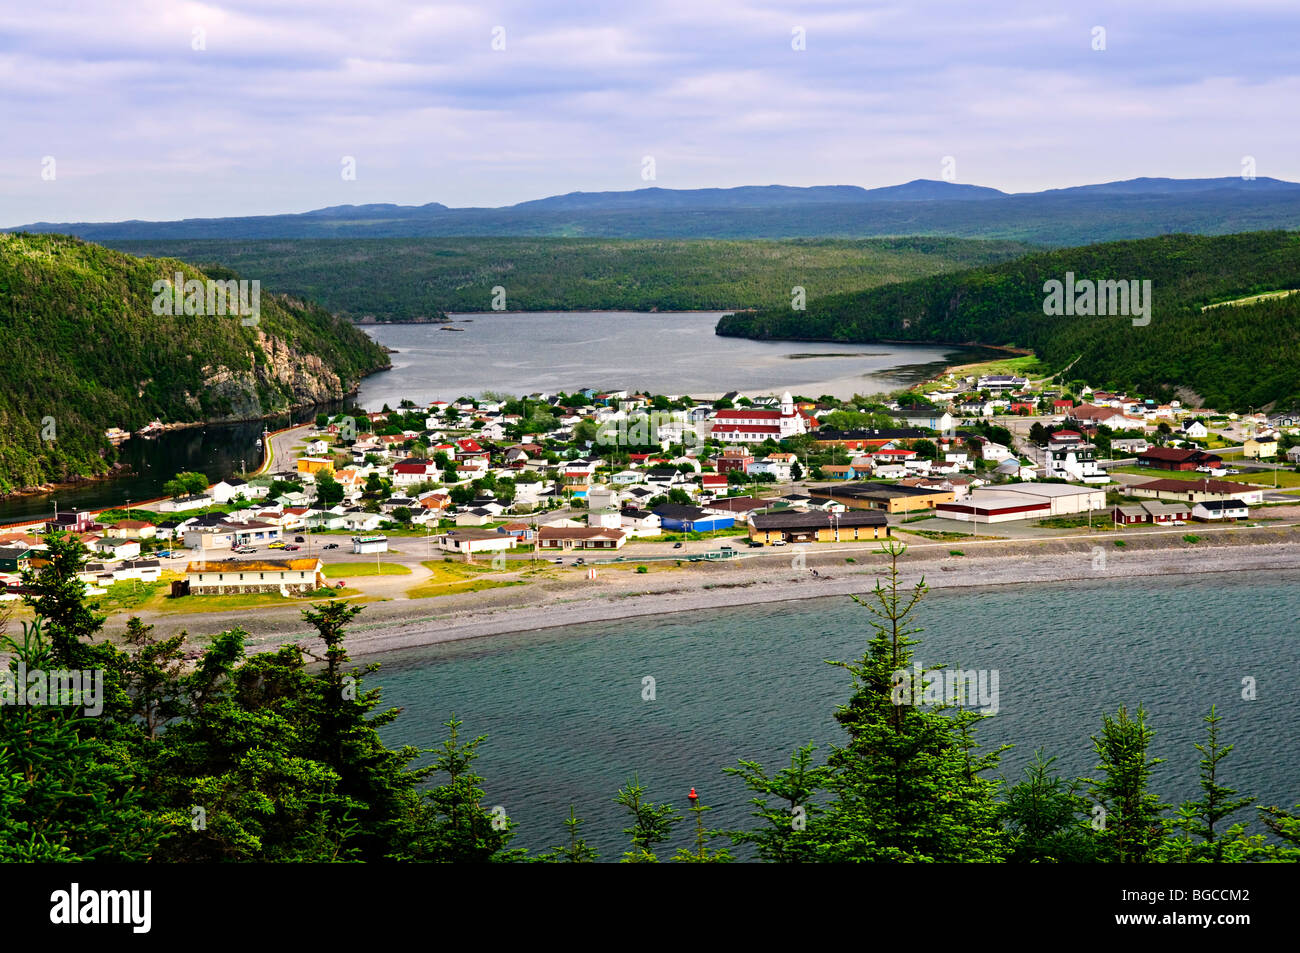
{"left": 106, "top": 524, "right": 1300, "bottom": 660}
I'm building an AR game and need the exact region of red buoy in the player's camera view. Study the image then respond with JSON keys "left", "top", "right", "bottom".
{"left": 688, "top": 787, "right": 698, "bottom": 801}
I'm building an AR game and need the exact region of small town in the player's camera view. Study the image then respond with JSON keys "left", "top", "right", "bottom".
{"left": 3, "top": 362, "right": 1297, "bottom": 612}
{"left": 7, "top": 0, "right": 1300, "bottom": 893}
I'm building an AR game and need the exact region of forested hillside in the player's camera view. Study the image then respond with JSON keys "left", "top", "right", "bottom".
{"left": 0, "top": 233, "right": 389, "bottom": 494}
{"left": 717, "top": 231, "right": 1300, "bottom": 411}
{"left": 109, "top": 237, "right": 1032, "bottom": 320}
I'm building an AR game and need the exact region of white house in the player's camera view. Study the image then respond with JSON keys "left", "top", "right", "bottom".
{"left": 90, "top": 537, "right": 140, "bottom": 561}
{"left": 1044, "top": 436, "right": 1108, "bottom": 483}
{"left": 1192, "top": 500, "right": 1249, "bottom": 521}
{"left": 620, "top": 508, "right": 662, "bottom": 537}
{"left": 185, "top": 558, "right": 324, "bottom": 595}
{"left": 748, "top": 458, "right": 794, "bottom": 481}
{"left": 159, "top": 494, "right": 215, "bottom": 513}
{"left": 210, "top": 479, "right": 269, "bottom": 504}
{"left": 437, "top": 529, "right": 514, "bottom": 555}
{"left": 341, "top": 510, "right": 383, "bottom": 532}
{"left": 871, "top": 464, "right": 908, "bottom": 480}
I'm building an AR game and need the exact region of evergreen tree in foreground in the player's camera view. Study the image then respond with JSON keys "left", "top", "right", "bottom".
{"left": 729, "top": 540, "right": 1009, "bottom": 862}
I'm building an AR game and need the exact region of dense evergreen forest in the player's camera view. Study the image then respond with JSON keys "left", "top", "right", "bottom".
{"left": 718, "top": 231, "right": 1300, "bottom": 412}
{"left": 3, "top": 534, "right": 1295, "bottom": 863}
{"left": 0, "top": 234, "right": 389, "bottom": 494}
{"left": 110, "top": 237, "right": 1032, "bottom": 320}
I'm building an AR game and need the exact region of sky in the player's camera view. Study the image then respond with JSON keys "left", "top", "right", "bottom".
{"left": 2, "top": 0, "right": 1299, "bottom": 225}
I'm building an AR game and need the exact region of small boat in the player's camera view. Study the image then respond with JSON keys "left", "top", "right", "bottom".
{"left": 439, "top": 326, "right": 466, "bottom": 331}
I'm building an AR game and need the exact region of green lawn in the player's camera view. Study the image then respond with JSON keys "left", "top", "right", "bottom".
{"left": 1201, "top": 289, "right": 1300, "bottom": 310}
{"left": 323, "top": 561, "right": 412, "bottom": 577}
{"left": 1111, "top": 465, "right": 1300, "bottom": 487}
{"left": 156, "top": 588, "right": 368, "bottom": 613}
{"left": 94, "top": 580, "right": 167, "bottom": 612}
{"left": 406, "top": 561, "right": 521, "bottom": 599}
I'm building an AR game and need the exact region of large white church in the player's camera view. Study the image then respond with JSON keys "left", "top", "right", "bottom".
{"left": 707, "top": 392, "right": 808, "bottom": 444}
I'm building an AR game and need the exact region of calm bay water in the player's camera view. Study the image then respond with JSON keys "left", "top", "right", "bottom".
{"left": 0, "top": 405, "right": 338, "bottom": 522}
{"left": 356, "top": 312, "right": 997, "bottom": 407}
{"left": 372, "top": 571, "right": 1300, "bottom": 859}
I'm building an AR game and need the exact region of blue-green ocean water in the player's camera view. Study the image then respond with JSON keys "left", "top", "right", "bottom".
{"left": 372, "top": 571, "right": 1300, "bottom": 859}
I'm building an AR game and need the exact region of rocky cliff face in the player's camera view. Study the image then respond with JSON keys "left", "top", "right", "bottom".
{"left": 197, "top": 329, "right": 375, "bottom": 421}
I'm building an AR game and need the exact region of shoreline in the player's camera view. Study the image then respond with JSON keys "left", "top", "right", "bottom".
{"left": 102, "top": 527, "right": 1300, "bottom": 661}
{"left": 339, "top": 537, "right": 1300, "bottom": 659}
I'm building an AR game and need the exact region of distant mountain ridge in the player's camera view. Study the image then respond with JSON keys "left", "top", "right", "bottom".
{"left": 10, "top": 177, "right": 1300, "bottom": 245}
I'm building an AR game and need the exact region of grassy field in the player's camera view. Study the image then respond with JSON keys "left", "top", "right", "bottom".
{"left": 1035, "top": 516, "right": 1117, "bottom": 531}
{"left": 406, "top": 561, "right": 522, "bottom": 599}
{"left": 1111, "top": 466, "right": 1300, "bottom": 487}
{"left": 915, "top": 354, "right": 1048, "bottom": 393}
{"left": 152, "top": 587, "right": 368, "bottom": 614}
{"left": 322, "top": 561, "right": 412, "bottom": 577}
{"left": 1201, "top": 289, "right": 1300, "bottom": 310}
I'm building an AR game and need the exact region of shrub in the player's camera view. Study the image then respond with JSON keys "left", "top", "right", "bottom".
{"left": 636, "top": 565, "right": 648, "bottom": 574}
{"left": 949, "top": 550, "right": 965, "bottom": 556}
{"left": 1183, "top": 534, "right": 1201, "bottom": 543}
{"left": 1114, "top": 539, "right": 1126, "bottom": 547}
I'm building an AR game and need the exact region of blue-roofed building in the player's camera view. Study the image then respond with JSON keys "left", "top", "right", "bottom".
{"left": 652, "top": 504, "right": 734, "bottom": 532}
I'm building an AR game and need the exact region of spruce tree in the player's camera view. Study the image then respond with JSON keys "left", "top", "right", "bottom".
{"left": 1084, "top": 706, "right": 1170, "bottom": 863}
{"left": 811, "top": 540, "right": 1008, "bottom": 861}
{"left": 1162, "top": 707, "right": 1264, "bottom": 862}
{"left": 614, "top": 775, "right": 682, "bottom": 862}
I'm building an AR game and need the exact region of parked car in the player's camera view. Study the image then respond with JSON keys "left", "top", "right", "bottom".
{"left": 552, "top": 558, "right": 563, "bottom": 564}
{"left": 720, "top": 544, "right": 733, "bottom": 551}
{"left": 672, "top": 542, "right": 683, "bottom": 549}
{"left": 283, "top": 544, "right": 300, "bottom": 551}
{"left": 154, "top": 550, "right": 172, "bottom": 558}
{"left": 747, "top": 540, "right": 763, "bottom": 548}
{"left": 294, "top": 536, "right": 306, "bottom": 543}
{"left": 575, "top": 557, "right": 585, "bottom": 565}
{"left": 268, "top": 541, "right": 286, "bottom": 549}
{"left": 323, "top": 543, "right": 339, "bottom": 549}
{"left": 772, "top": 540, "right": 787, "bottom": 547}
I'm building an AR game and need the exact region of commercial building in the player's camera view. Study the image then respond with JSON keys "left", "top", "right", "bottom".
{"left": 536, "top": 527, "right": 628, "bottom": 550}
{"left": 1135, "top": 447, "right": 1222, "bottom": 471}
{"left": 748, "top": 510, "right": 890, "bottom": 545}
{"left": 351, "top": 534, "right": 389, "bottom": 554}
{"left": 809, "top": 483, "right": 955, "bottom": 514}
{"left": 936, "top": 483, "right": 1106, "bottom": 523}
{"left": 1129, "top": 479, "right": 1264, "bottom": 506}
